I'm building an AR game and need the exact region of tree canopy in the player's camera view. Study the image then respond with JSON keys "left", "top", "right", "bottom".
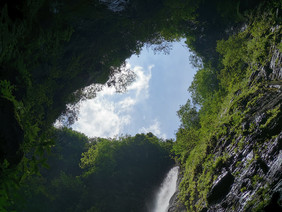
{"left": 0, "top": 0, "right": 276, "bottom": 211}
{"left": 10, "top": 129, "right": 173, "bottom": 212}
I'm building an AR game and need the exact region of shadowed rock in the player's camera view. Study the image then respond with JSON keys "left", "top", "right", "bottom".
{"left": 207, "top": 171, "right": 234, "bottom": 205}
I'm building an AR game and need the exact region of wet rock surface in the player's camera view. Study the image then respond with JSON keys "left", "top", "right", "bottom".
{"left": 206, "top": 46, "right": 282, "bottom": 212}
{"left": 169, "top": 45, "right": 282, "bottom": 211}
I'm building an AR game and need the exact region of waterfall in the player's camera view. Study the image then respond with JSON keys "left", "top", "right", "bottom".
{"left": 151, "top": 166, "right": 179, "bottom": 212}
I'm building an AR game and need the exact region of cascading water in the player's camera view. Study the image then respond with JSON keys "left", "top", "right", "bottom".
{"left": 151, "top": 166, "right": 179, "bottom": 212}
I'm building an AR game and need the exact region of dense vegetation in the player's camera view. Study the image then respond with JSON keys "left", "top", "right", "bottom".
{"left": 0, "top": 1, "right": 173, "bottom": 208}
{"left": 9, "top": 129, "right": 173, "bottom": 212}
{"left": 173, "top": 1, "right": 281, "bottom": 211}
{"left": 0, "top": 0, "right": 280, "bottom": 211}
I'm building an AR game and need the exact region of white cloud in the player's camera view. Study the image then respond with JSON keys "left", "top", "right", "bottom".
{"left": 73, "top": 98, "right": 131, "bottom": 138}
{"left": 117, "top": 97, "right": 136, "bottom": 111}
{"left": 139, "top": 119, "right": 167, "bottom": 139}
{"left": 127, "top": 65, "right": 152, "bottom": 98}
{"left": 99, "top": 85, "right": 116, "bottom": 96}
{"left": 72, "top": 62, "right": 153, "bottom": 138}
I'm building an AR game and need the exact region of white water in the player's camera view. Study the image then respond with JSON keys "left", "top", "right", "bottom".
{"left": 152, "top": 166, "right": 179, "bottom": 212}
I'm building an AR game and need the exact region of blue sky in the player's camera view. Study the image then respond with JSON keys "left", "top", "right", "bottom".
{"left": 72, "top": 40, "right": 197, "bottom": 139}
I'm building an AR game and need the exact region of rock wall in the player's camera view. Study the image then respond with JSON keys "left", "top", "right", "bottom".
{"left": 169, "top": 45, "right": 282, "bottom": 212}
{"left": 204, "top": 45, "right": 282, "bottom": 212}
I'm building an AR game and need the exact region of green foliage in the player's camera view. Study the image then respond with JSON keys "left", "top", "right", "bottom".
{"left": 279, "top": 42, "right": 282, "bottom": 52}
{"left": 172, "top": 1, "right": 281, "bottom": 211}
{"left": 244, "top": 185, "right": 271, "bottom": 211}
{"left": 79, "top": 133, "right": 173, "bottom": 212}
{"left": 0, "top": 1, "right": 178, "bottom": 205}
{"left": 7, "top": 127, "right": 87, "bottom": 212}
{"left": 10, "top": 130, "right": 173, "bottom": 212}
{"left": 1, "top": 0, "right": 280, "bottom": 211}
{"left": 213, "top": 153, "right": 229, "bottom": 169}
{"left": 217, "top": 34, "right": 247, "bottom": 68}
{"left": 260, "top": 104, "right": 281, "bottom": 129}
{"left": 217, "top": 5, "right": 281, "bottom": 91}
{"left": 173, "top": 128, "right": 199, "bottom": 164}
{"left": 252, "top": 174, "right": 263, "bottom": 187}
{"left": 188, "top": 66, "right": 219, "bottom": 105}
{"left": 177, "top": 99, "right": 200, "bottom": 129}
{"left": 0, "top": 80, "right": 15, "bottom": 101}
{"left": 80, "top": 138, "right": 117, "bottom": 176}
{"left": 0, "top": 160, "right": 21, "bottom": 212}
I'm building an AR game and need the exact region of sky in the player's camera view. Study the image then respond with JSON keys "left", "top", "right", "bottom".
{"left": 71, "top": 39, "right": 197, "bottom": 139}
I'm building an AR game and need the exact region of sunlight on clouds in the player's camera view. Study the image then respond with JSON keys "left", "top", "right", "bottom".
{"left": 73, "top": 98, "right": 131, "bottom": 138}
{"left": 99, "top": 85, "right": 116, "bottom": 96}
{"left": 61, "top": 40, "right": 196, "bottom": 139}
{"left": 127, "top": 65, "right": 152, "bottom": 98}
{"left": 72, "top": 62, "right": 154, "bottom": 138}
{"left": 117, "top": 97, "right": 136, "bottom": 111}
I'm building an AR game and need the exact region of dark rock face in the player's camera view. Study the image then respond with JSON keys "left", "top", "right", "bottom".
{"left": 264, "top": 190, "right": 282, "bottom": 212}
{"left": 0, "top": 97, "right": 24, "bottom": 168}
{"left": 209, "top": 136, "right": 282, "bottom": 212}
{"left": 269, "top": 46, "right": 282, "bottom": 81}
{"left": 203, "top": 46, "right": 282, "bottom": 212}
{"left": 169, "top": 45, "right": 282, "bottom": 211}
{"left": 207, "top": 171, "right": 234, "bottom": 205}
{"left": 249, "top": 43, "right": 282, "bottom": 88}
